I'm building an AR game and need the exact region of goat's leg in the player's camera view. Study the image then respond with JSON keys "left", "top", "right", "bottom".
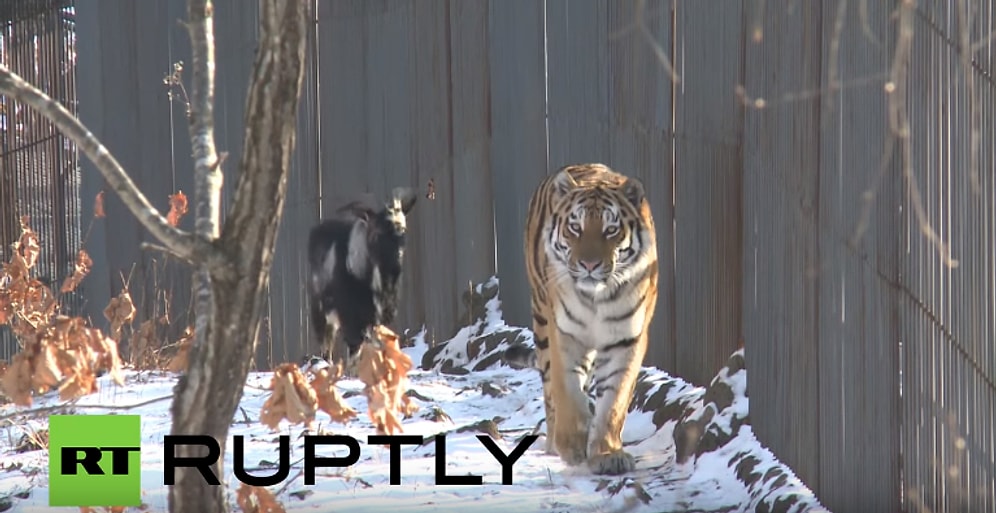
{"left": 333, "top": 325, "right": 367, "bottom": 378}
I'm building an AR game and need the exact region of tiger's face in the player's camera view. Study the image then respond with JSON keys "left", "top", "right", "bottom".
{"left": 548, "top": 186, "right": 649, "bottom": 292}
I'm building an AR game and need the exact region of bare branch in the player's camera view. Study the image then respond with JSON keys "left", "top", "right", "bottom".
{"left": 858, "top": 0, "right": 881, "bottom": 47}
{"left": 140, "top": 241, "right": 194, "bottom": 264}
{"left": 955, "top": 0, "right": 980, "bottom": 195}
{"left": 187, "top": 0, "right": 224, "bottom": 241}
{"left": 826, "top": 0, "right": 848, "bottom": 112}
{"left": 888, "top": 0, "right": 958, "bottom": 268}
{"left": 610, "top": 0, "right": 680, "bottom": 84}
{"left": 0, "top": 64, "right": 214, "bottom": 265}
{"left": 0, "top": 394, "right": 174, "bottom": 423}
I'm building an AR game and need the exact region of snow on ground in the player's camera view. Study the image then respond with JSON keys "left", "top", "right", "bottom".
{"left": 0, "top": 278, "right": 830, "bottom": 513}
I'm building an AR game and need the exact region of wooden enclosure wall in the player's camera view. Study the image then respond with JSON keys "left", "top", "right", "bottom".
{"left": 310, "top": 0, "right": 745, "bottom": 386}
{"left": 742, "top": 1, "right": 995, "bottom": 512}
{"left": 3, "top": 1, "right": 993, "bottom": 512}
{"left": 902, "top": 1, "right": 995, "bottom": 511}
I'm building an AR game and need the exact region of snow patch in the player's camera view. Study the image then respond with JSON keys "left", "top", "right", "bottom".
{"left": 0, "top": 277, "right": 829, "bottom": 513}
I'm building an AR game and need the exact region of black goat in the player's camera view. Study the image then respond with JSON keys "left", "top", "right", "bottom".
{"left": 307, "top": 187, "right": 417, "bottom": 369}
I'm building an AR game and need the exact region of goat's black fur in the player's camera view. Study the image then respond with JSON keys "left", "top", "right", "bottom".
{"left": 307, "top": 187, "right": 417, "bottom": 362}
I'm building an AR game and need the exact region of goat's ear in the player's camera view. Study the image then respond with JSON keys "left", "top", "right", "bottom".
{"left": 391, "top": 186, "right": 417, "bottom": 214}
{"left": 346, "top": 217, "right": 370, "bottom": 279}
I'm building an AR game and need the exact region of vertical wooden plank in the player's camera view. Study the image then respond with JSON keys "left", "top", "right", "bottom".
{"left": 317, "top": 1, "right": 461, "bottom": 346}
{"left": 449, "top": 0, "right": 497, "bottom": 327}
{"left": 901, "top": 5, "right": 996, "bottom": 510}
{"left": 318, "top": 0, "right": 369, "bottom": 208}
{"left": 406, "top": 0, "right": 457, "bottom": 341}
{"left": 672, "top": 0, "right": 744, "bottom": 385}
{"left": 605, "top": 0, "right": 676, "bottom": 372}
{"left": 741, "top": 0, "right": 822, "bottom": 496}
{"left": 75, "top": 0, "right": 110, "bottom": 328}
{"left": 488, "top": 0, "right": 548, "bottom": 328}
{"left": 815, "top": 1, "right": 899, "bottom": 511}
{"left": 545, "top": 0, "right": 610, "bottom": 167}
{"left": 261, "top": 0, "right": 316, "bottom": 367}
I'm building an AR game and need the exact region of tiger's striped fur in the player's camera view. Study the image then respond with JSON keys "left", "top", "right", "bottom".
{"left": 524, "top": 163, "right": 659, "bottom": 475}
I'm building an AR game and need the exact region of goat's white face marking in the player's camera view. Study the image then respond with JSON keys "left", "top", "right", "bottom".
{"left": 386, "top": 198, "right": 408, "bottom": 234}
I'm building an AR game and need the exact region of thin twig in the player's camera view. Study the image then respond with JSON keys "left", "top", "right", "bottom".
{"left": 140, "top": 241, "right": 195, "bottom": 265}
{"left": 609, "top": 0, "right": 680, "bottom": 84}
{"left": 858, "top": 0, "right": 881, "bottom": 47}
{"left": 0, "top": 64, "right": 214, "bottom": 267}
{"left": 0, "top": 394, "right": 174, "bottom": 423}
{"left": 889, "top": 0, "right": 959, "bottom": 268}
{"left": 273, "top": 469, "right": 305, "bottom": 497}
{"left": 825, "top": 0, "right": 849, "bottom": 113}
{"left": 955, "top": 0, "right": 980, "bottom": 195}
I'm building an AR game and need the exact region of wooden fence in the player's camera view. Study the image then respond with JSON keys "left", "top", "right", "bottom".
{"left": 2, "top": 1, "right": 994, "bottom": 512}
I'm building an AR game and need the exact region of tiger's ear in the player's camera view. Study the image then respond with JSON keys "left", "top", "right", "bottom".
{"left": 551, "top": 168, "right": 580, "bottom": 195}
{"left": 621, "top": 177, "right": 646, "bottom": 207}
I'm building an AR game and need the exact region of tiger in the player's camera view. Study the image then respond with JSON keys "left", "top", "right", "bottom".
{"left": 519, "top": 163, "right": 659, "bottom": 476}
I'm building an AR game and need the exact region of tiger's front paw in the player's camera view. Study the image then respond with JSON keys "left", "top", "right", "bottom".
{"left": 587, "top": 450, "right": 635, "bottom": 475}
{"left": 553, "top": 429, "right": 588, "bottom": 466}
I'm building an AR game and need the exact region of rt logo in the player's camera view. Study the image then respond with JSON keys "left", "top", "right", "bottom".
{"left": 48, "top": 415, "right": 142, "bottom": 507}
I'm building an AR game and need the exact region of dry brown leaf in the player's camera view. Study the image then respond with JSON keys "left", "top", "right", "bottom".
{"left": 78, "top": 507, "right": 127, "bottom": 513}
{"left": 0, "top": 353, "right": 33, "bottom": 406}
{"left": 167, "top": 191, "right": 189, "bottom": 227}
{"left": 310, "top": 366, "right": 357, "bottom": 424}
{"left": 31, "top": 342, "right": 63, "bottom": 391}
{"left": 58, "top": 369, "right": 98, "bottom": 401}
{"left": 357, "top": 325, "right": 418, "bottom": 435}
{"left": 165, "top": 325, "right": 195, "bottom": 373}
{"left": 236, "top": 483, "right": 286, "bottom": 513}
{"left": 61, "top": 249, "right": 94, "bottom": 293}
{"left": 15, "top": 216, "right": 41, "bottom": 271}
{"left": 260, "top": 363, "right": 319, "bottom": 430}
{"left": 0, "top": 293, "right": 11, "bottom": 325}
{"left": 86, "top": 327, "right": 124, "bottom": 386}
{"left": 93, "top": 190, "right": 106, "bottom": 219}
{"left": 103, "top": 288, "right": 136, "bottom": 341}
{"left": 129, "top": 318, "right": 159, "bottom": 370}
{"left": 0, "top": 222, "right": 124, "bottom": 407}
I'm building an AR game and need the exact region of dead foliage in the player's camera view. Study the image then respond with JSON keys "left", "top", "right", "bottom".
{"left": 164, "top": 325, "right": 195, "bottom": 373}
{"left": 258, "top": 326, "right": 420, "bottom": 434}
{"left": 60, "top": 249, "right": 93, "bottom": 293}
{"left": 0, "top": 314, "right": 125, "bottom": 406}
{"left": 166, "top": 190, "right": 189, "bottom": 227}
{"left": 236, "top": 483, "right": 286, "bottom": 513}
{"left": 0, "top": 218, "right": 125, "bottom": 407}
{"left": 103, "top": 287, "right": 137, "bottom": 342}
{"left": 357, "top": 325, "right": 418, "bottom": 435}
{"left": 259, "top": 363, "right": 320, "bottom": 430}
{"left": 93, "top": 190, "right": 106, "bottom": 219}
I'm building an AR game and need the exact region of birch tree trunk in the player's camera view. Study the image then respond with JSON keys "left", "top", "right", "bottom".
{"left": 0, "top": 1, "right": 309, "bottom": 512}
{"left": 168, "top": 1, "right": 309, "bottom": 512}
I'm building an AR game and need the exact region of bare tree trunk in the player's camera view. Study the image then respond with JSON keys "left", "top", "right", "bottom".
{"left": 168, "top": 1, "right": 309, "bottom": 512}
{"left": 1, "top": 1, "right": 309, "bottom": 512}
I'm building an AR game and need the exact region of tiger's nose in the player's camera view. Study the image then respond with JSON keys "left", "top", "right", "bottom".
{"left": 579, "top": 260, "right": 602, "bottom": 272}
